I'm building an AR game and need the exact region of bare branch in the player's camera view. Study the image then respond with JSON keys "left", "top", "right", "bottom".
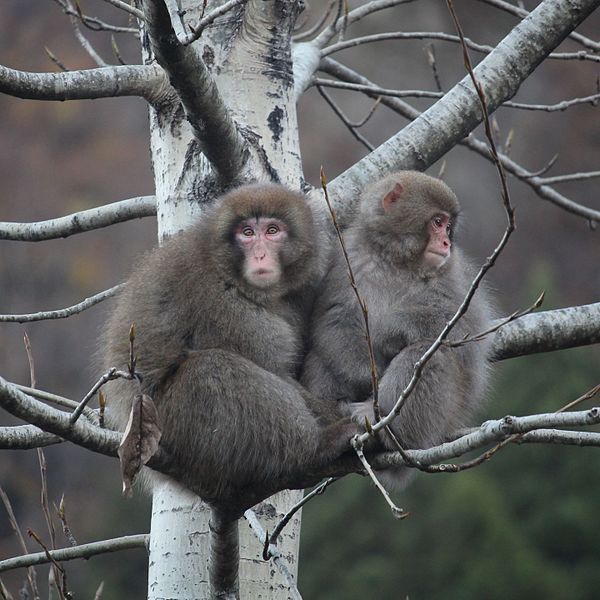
{"left": 536, "top": 171, "right": 600, "bottom": 185}
{"left": 0, "top": 285, "right": 123, "bottom": 324}
{"left": 326, "top": 0, "right": 600, "bottom": 205}
{"left": 313, "top": 78, "right": 600, "bottom": 112}
{"left": 51, "top": 0, "right": 138, "bottom": 34}
{"left": 398, "top": 408, "right": 600, "bottom": 469}
{"left": 316, "top": 86, "right": 374, "bottom": 150}
{"left": 476, "top": 0, "right": 600, "bottom": 52}
{"left": 13, "top": 384, "right": 97, "bottom": 420}
{"left": 293, "top": 1, "right": 337, "bottom": 42}
{"left": 102, "top": 0, "right": 145, "bottom": 20}
{"left": 323, "top": 31, "right": 600, "bottom": 63}
{"left": 142, "top": 0, "right": 248, "bottom": 182}
{"left": 318, "top": 59, "right": 600, "bottom": 223}
{"left": 0, "top": 196, "right": 156, "bottom": 241}
{"left": 0, "top": 64, "right": 170, "bottom": 104}
{"left": 313, "top": 0, "right": 418, "bottom": 49}
{"left": 0, "top": 377, "right": 121, "bottom": 456}
{"left": 351, "top": 437, "right": 408, "bottom": 518}
{"left": 243, "top": 512, "right": 303, "bottom": 599}
{"left": 0, "top": 426, "right": 63, "bottom": 450}
{"left": 66, "top": 0, "right": 109, "bottom": 67}
{"left": 0, "top": 535, "right": 148, "bottom": 574}
{"left": 180, "top": 0, "right": 248, "bottom": 46}
{"left": 490, "top": 303, "right": 600, "bottom": 361}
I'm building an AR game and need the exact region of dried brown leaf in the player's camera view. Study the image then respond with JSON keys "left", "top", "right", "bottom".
{"left": 118, "top": 394, "right": 162, "bottom": 497}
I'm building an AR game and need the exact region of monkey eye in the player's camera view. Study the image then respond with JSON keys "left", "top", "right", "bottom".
{"left": 433, "top": 216, "right": 443, "bottom": 229}
{"left": 266, "top": 224, "right": 280, "bottom": 235}
{"left": 241, "top": 226, "right": 255, "bottom": 237}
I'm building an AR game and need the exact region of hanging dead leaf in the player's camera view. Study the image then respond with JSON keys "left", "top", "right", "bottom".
{"left": 118, "top": 394, "right": 162, "bottom": 498}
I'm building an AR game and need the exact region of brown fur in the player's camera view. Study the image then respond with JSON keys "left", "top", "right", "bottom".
{"left": 301, "top": 171, "right": 494, "bottom": 488}
{"left": 101, "top": 183, "right": 357, "bottom": 511}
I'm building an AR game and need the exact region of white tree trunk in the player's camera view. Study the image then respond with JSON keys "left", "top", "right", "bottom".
{"left": 143, "top": 2, "right": 305, "bottom": 598}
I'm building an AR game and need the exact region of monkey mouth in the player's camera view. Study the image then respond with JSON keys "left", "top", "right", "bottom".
{"left": 249, "top": 268, "right": 279, "bottom": 288}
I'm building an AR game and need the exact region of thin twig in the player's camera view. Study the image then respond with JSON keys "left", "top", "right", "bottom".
{"left": 23, "top": 332, "right": 37, "bottom": 390}
{"left": 317, "top": 86, "right": 375, "bottom": 151}
{"left": 66, "top": 1, "right": 108, "bottom": 66}
{"left": 0, "top": 488, "right": 40, "bottom": 599}
{"left": 51, "top": 0, "right": 138, "bottom": 33}
{"left": 36, "top": 450, "right": 66, "bottom": 598}
{"left": 322, "top": 30, "right": 600, "bottom": 63}
{"left": 445, "top": 291, "right": 545, "bottom": 347}
{"left": 242, "top": 511, "right": 303, "bottom": 600}
{"left": 266, "top": 478, "right": 338, "bottom": 554}
{"left": 44, "top": 47, "right": 69, "bottom": 71}
{"left": 70, "top": 368, "right": 133, "bottom": 424}
{"left": 320, "top": 168, "right": 381, "bottom": 420}
{"left": 0, "top": 284, "right": 124, "bottom": 323}
{"left": 56, "top": 496, "right": 78, "bottom": 547}
{"left": 351, "top": 437, "right": 408, "bottom": 519}
{"left": 101, "top": 0, "right": 144, "bottom": 20}
{"left": 182, "top": 0, "right": 248, "bottom": 45}
{"left": 293, "top": 0, "right": 337, "bottom": 41}
{"left": 313, "top": 78, "right": 600, "bottom": 112}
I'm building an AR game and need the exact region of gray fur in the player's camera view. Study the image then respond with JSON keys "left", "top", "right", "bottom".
{"left": 301, "top": 171, "right": 494, "bottom": 488}
{"left": 101, "top": 184, "right": 357, "bottom": 511}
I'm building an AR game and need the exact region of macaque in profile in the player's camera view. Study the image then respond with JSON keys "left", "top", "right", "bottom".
{"left": 102, "top": 183, "right": 358, "bottom": 513}
{"left": 301, "top": 171, "right": 494, "bottom": 487}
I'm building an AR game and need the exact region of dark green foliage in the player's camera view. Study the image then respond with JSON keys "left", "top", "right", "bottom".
{"left": 300, "top": 346, "right": 600, "bottom": 599}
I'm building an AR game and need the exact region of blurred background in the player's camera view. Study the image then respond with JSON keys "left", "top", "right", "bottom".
{"left": 0, "top": 1, "right": 598, "bottom": 598}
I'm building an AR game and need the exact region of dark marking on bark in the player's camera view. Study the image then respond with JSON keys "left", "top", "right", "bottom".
{"left": 267, "top": 106, "right": 284, "bottom": 143}
{"left": 239, "top": 126, "right": 280, "bottom": 183}
{"left": 202, "top": 45, "right": 215, "bottom": 71}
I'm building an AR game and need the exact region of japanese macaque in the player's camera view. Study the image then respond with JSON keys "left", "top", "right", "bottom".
{"left": 102, "top": 183, "right": 358, "bottom": 513}
{"left": 301, "top": 171, "right": 494, "bottom": 488}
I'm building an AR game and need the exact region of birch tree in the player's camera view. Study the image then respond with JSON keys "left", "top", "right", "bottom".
{"left": 0, "top": 1, "right": 599, "bottom": 598}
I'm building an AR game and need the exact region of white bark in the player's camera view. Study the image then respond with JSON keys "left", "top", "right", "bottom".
{"left": 143, "top": 2, "right": 306, "bottom": 598}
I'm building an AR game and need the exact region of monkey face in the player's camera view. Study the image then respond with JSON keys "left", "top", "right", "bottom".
{"left": 423, "top": 212, "right": 452, "bottom": 269}
{"left": 234, "top": 217, "right": 288, "bottom": 289}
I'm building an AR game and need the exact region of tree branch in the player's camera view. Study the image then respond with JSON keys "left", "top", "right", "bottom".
{"left": 0, "top": 426, "right": 63, "bottom": 450}
{"left": 0, "top": 377, "right": 120, "bottom": 456}
{"left": 490, "top": 303, "right": 600, "bottom": 361}
{"left": 0, "top": 535, "right": 148, "bottom": 573}
{"left": 142, "top": 0, "right": 248, "bottom": 183}
{"left": 326, "top": 0, "right": 600, "bottom": 205}
{"left": 0, "top": 285, "right": 123, "bottom": 323}
{"left": 318, "top": 58, "right": 600, "bottom": 223}
{"left": 0, "top": 64, "right": 170, "bottom": 105}
{"left": 0, "top": 196, "right": 156, "bottom": 241}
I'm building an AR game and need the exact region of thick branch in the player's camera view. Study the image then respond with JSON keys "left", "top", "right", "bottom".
{"left": 142, "top": 0, "right": 248, "bottom": 182}
{"left": 0, "top": 377, "right": 120, "bottom": 456}
{"left": 327, "top": 0, "right": 600, "bottom": 201}
{"left": 0, "top": 64, "right": 169, "bottom": 105}
{"left": 490, "top": 303, "right": 600, "bottom": 361}
{"left": 0, "top": 425, "right": 63, "bottom": 449}
{"left": 0, "top": 535, "right": 148, "bottom": 573}
{"left": 0, "top": 197, "right": 156, "bottom": 241}
{"left": 318, "top": 58, "right": 600, "bottom": 223}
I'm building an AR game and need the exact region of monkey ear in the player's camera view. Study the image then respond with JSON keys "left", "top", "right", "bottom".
{"left": 382, "top": 183, "right": 404, "bottom": 213}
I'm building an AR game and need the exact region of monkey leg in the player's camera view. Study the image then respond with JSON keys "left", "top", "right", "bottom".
{"left": 347, "top": 345, "right": 472, "bottom": 489}
{"left": 156, "top": 349, "right": 355, "bottom": 502}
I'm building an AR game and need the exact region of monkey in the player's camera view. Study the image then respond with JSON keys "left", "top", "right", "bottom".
{"left": 301, "top": 171, "right": 494, "bottom": 488}
{"left": 101, "top": 183, "right": 359, "bottom": 514}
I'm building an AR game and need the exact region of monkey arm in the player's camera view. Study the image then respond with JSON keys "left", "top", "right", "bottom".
{"left": 375, "top": 343, "right": 482, "bottom": 451}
